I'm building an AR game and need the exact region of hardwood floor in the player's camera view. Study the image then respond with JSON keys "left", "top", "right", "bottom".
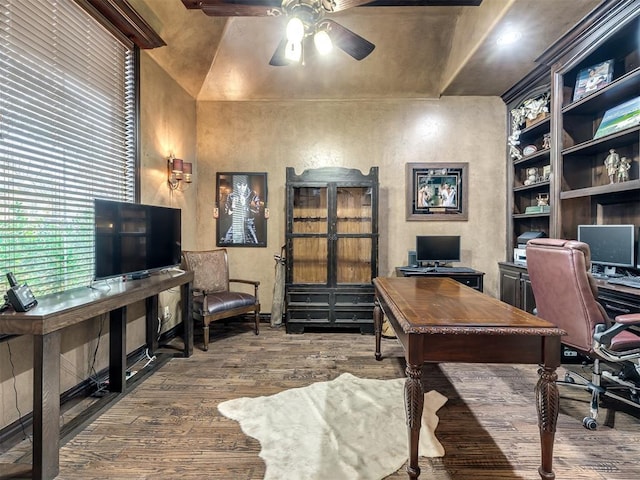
{"left": 3, "top": 321, "right": 640, "bottom": 479}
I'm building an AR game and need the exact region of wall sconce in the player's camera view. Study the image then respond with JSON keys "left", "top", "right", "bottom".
{"left": 168, "top": 153, "right": 193, "bottom": 190}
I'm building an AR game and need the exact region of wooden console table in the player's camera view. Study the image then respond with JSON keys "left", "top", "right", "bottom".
{"left": 0, "top": 270, "right": 193, "bottom": 480}
{"left": 373, "top": 276, "right": 564, "bottom": 480}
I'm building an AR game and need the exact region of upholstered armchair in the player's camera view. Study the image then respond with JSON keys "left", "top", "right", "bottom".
{"left": 526, "top": 238, "right": 640, "bottom": 429}
{"left": 182, "top": 249, "right": 260, "bottom": 351}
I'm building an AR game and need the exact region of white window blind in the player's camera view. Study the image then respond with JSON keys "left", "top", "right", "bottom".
{"left": 0, "top": 0, "right": 136, "bottom": 296}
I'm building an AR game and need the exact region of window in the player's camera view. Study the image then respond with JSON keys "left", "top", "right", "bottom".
{"left": 0, "top": 0, "right": 136, "bottom": 296}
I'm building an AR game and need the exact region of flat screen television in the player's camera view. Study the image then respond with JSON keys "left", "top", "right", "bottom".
{"left": 577, "top": 224, "right": 636, "bottom": 269}
{"left": 94, "top": 199, "right": 182, "bottom": 280}
{"left": 416, "top": 235, "right": 461, "bottom": 267}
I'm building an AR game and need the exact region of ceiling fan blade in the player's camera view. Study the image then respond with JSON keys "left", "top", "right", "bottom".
{"left": 325, "top": 20, "right": 375, "bottom": 61}
{"left": 269, "top": 36, "right": 291, "bottom": 66}
{"left": 322, "top": 0, "right": 373, "bottom": 13}
{"left": 182, "top": 0, "right": 282, "bottom": 16}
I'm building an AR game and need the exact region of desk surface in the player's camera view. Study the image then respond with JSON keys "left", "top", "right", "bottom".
{"left": 0, "top": 270, "right": 193, "bottom": 336}
{"left": 376, "top": 276, "right": 558, "bottom": 333}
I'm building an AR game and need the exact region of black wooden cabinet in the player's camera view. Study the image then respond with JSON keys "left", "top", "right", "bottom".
{"left": 498, "top": 262, "right": 536, "bottom": 314}
{"left": 285, "top": 166, "right": 379, "bottom": 334}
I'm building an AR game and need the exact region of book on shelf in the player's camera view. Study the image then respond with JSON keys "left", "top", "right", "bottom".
{"left": 594, "top": 96, "right": 640, "bottom": 139}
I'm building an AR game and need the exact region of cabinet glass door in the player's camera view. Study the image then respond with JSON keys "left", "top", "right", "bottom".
{"left": 336, "top": 187, "right": 373, "bottom": 284}
{"left": 292, "top": 187, "right": 328, "bottom": 284}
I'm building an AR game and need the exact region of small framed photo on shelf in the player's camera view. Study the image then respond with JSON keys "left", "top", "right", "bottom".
{"left": 594, "top": 96, "right": 640, "bottom": 139}
{"left": 573, "top": 59, "right": 614, "bottom": 102}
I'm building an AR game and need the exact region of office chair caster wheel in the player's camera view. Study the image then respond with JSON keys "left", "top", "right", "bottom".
{"left": 582, "top": 416, "right": 597, "bottom": 430}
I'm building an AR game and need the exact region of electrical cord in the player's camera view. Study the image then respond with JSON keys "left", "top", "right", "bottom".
{"left": 5, "top": 342, "right": 31, "bottom": 444}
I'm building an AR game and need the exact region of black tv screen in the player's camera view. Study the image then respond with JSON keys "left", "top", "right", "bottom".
{"left": 416, "top": 235, "right": 461, "bottom": 266}
{"left": 94, "top": 199, "right": 182, "bottom": 280}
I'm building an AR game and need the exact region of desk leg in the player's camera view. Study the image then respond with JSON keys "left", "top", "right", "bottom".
{"left": 536, "top": 365, "right": 559, "bottom": 480}
{"left": 374, "top": 300, "right": 382, "bottom": 361}
{"left": 33, "top": 332, "right": 61, "bottom": 480}
{"left": 109, "top": 306, "right": 126, "bottom": 393}
{"left": 405, "top": 363, "right": 423, "bottom": 479}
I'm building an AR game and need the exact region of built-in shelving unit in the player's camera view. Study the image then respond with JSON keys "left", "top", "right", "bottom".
{"left": 500, "top": 0, "right": 640, "bottom": 313}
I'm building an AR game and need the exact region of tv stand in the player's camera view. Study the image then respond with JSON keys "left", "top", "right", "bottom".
{"left": 0, "top": 270, "right": 193, "bottom": 480}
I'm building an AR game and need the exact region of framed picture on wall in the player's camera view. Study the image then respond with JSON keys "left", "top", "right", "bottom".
{"left": 406, "top": 163, "right": 468, "bottom": 221}
{"left": 215, "top": 172, "right": 268, "bottom": 247}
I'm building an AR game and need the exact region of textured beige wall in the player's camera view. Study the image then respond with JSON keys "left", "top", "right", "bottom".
{"left": 196, "top": 97, "right": 507, "bottom": 313}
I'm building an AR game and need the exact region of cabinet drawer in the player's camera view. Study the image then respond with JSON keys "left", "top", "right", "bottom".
{"left": 334, "top": 309, "right": 374, "bottom": 323}
{"left": 287, "top": 291, "right": 330, "bottom": 305}
{"left": 450, "top": 275, "right": 481, "bottom": 290}
{"left": 287, "top": 309, "right": 331, "bottom": 322}
{"left": 335, "top": 292, "right": 374, "bottom": 306}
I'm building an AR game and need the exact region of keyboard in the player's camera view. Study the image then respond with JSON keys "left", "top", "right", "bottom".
{"left": 606, "top": 276, "right": 640, "bottom": 289}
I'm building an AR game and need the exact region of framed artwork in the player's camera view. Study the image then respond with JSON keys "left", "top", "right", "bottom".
{"left": 406, "top": 163, "right": 468, "bottom": 221}
{"left": 594, "top": 95, "right": 640, "bottom": 139}
{"left": 215, "top": 172, "right": 267, "bottom": 247}
{"left": 573, "top": 59, "right": 614, "bottom": 102}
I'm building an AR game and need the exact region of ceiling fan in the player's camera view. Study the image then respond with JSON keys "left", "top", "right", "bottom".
{"left": 181, "top": 0, "right": 378, "bottom": 66}
{"left": 182, "top": 1, "right": 482, "bottom": 66}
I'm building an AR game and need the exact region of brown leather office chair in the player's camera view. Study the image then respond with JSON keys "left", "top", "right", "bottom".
{"left": 182, "top": 249, "right": 260, "bottom": 351}
{"left": 526, "top": 238, "right": 640, "bottom": 429}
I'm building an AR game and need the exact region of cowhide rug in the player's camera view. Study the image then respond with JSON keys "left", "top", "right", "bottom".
{"left": 218, "top": 372, "right": 447, "bottom": 480}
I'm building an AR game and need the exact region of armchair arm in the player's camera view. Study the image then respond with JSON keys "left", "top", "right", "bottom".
{"left": 229, "top": 278, "right": 260, "bottom": 302}
{"left": 593, "top": 314, "right": 640, "bottom": 347}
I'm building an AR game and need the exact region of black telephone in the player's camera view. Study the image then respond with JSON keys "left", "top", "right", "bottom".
{"left": 5, "top": 272, "right": 38, "bottom": 312}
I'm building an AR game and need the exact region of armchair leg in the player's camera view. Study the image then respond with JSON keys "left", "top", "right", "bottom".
{"left": 254, "top": 310, "right": 259, "bottom": 335}
{"left": 203, "top": 323, "right": 210, "bottom": 351}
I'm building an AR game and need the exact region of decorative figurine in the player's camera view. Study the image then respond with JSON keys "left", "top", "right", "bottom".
{"left": 604, "top": 149, "right": 620, "bottom": 183}
{"left": 542, "top": 133, "right": 551, "bottom": 150}
{"left": 617, "top": 156, "right": 631, "bottom": 183}
{"left": 524, "top": 167, "right": 538, "bottom": 186}
{"left": 536, "top": 193, "right": 549, "bottom": 206}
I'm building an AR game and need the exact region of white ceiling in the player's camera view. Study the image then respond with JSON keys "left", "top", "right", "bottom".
{"left": 129, "top": 0, "right": 602, "bottom": 100}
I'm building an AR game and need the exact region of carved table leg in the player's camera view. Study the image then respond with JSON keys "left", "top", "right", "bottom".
{"left": 536, "top": 365, "right": 559, "bottom": 480}
{"left": 374, "top": 300, "right": 382, "bottom": 361}
{"left": 405, "top": 363, "right": 424, "bottom": 479}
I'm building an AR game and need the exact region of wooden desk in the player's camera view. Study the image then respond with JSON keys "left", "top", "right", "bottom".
{"left": 0, "top": 270, "right": 193, "bottom": 480}
{"left": 395, "top": 266, "right": 484, "bottom": 292}
{"left": 373, "top": 277, "right": 564, "bottom": 480}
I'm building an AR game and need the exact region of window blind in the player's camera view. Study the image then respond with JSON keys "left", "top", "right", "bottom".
{"left": 0, "top": 0, "right": 136, "bottom": 296}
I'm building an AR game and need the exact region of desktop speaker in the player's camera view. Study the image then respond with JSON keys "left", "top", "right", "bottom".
{"left": 408, "top": 250, "right": 417, "bottom": 267}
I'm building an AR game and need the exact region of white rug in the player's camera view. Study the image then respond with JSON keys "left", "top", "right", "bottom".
{"left": 217, "top": 372, "right": 447, "bottom": 480}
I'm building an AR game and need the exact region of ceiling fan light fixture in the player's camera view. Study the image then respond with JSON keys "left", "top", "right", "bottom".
{"left": 314, "top": 29, "right": 332, "bottom": 55}
{"left": 286, "top": 17, "right": 305, "bottom": 43}
{"left": 285, "top": 39, "right": 302, "bottom": 62}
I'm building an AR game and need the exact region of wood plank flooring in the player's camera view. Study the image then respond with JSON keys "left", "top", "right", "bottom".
{"left": 3, "top": 321, "right": 640, "bottom": 479}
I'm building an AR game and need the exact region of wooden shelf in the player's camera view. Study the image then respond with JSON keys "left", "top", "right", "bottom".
{"left": 514, "top": 149, "right": 551, "bottom": 166}
{"left": 513, "top": 181, "right": 550, "bottom": 192}
{"left": 562, "top": 127, "right": 640, "bottom": 157}
{"left": 560, "top": 179, "right": 640, "bottom": 199}
{"left": 562, "top": 68, "right": 640, "bottom": 116}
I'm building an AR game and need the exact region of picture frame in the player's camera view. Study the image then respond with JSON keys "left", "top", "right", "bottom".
{"left": 406, "top": 163, "right": 468, "bottom": 221}
{"left": 573, "top": 59, "right": 614, "bottom": 102}
{"left": 215, "top": 172, "right": 267, "bottom": 247}
{"left": 594, "top": 95, "right": 640, "bottom": 139}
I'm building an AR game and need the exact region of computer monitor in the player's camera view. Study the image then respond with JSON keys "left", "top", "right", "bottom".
{"left": 577, "top": 224, "right": 636, "bottom": 269}
{"left": 416, "top": 235, "right": 461, "bottom": 267}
